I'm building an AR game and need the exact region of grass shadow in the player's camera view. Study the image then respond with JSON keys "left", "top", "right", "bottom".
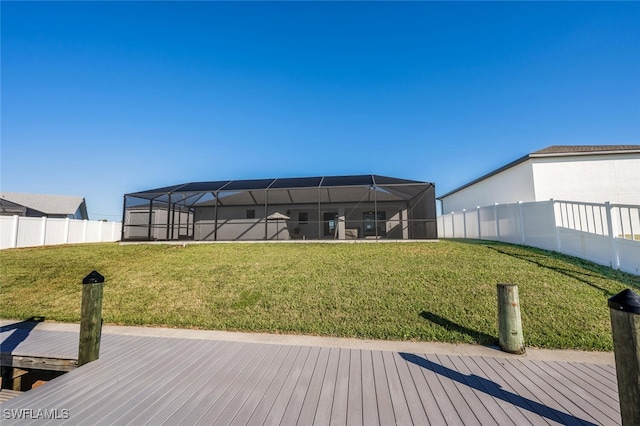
{"left": 452, "top": 238, "right": 639, "bottom": 293}
{"left": 400, "top": 352, "right": 599, "bottom": 426}
{"left": 420, "top": 311, "right": 498, "bottom": 346}
{"left": 0, "top": 316, "right": 45, "bottom": 354}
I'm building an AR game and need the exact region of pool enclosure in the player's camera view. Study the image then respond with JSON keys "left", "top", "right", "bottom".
{"left": 121, "top": 175, "right": 437, "bottom": 241}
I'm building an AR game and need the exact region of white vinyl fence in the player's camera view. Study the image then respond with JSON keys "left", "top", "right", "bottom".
{"left": 0, "top": 216, "right": 122, "bottom": 250}
{"left": 437, "top": 200, "right": 640, "bottom": 275}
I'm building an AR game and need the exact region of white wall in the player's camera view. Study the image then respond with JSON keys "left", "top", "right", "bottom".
{"left": 532, "top": 154, "right": 640, "bottom": 205}
{"left": 0, "top": 216, "right": 122, "bottom": 250}
{"left": 441, "top": 160, "right": 535, "bottom": 213}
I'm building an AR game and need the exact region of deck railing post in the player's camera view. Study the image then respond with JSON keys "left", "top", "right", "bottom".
{"left": 78, "top": 271, "right": 105, "bottom": 367}
{"left": 497, "top": 283, "right": 525, "bottom": 355}
{"left": 608, "top": 289, "right": 640, "bottom": 426}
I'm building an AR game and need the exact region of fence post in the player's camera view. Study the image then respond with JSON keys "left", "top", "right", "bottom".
{"left": 518, "top": 201, "right": 525, "bottom": 244}
{"left": 497, "top": 283, "right": 525, "bottom": 354}
{"left": 78, "top": 271, "right": 105, "bottom": 367}
{"left": 605, "top": 202, "right": 620, "bottom": 270}
{"left": 477, "top": 206, "right": 482, "bottom": 240}
{"left": 608, "top": 289, "right": 640, "bottom": 425}
{"left": 40, "top": 216, "right": 47, "bottom": 246}
{"left": 551, "top": 200, "right": 562, "bottom": 251}
{"left": 11, "top": 215, "right": 20, "bottom": 248}
{"left": 82, "top": 219, "right": 88, "bottom": 243}
{"left": 451, "top": 212, "right": 455, "bottom": 238}
{"left": 462, "top": 209, "right": 467, "bottom": 239}
{"left": 494, "top": 203, "right": 500, "bottom": 241}
{"left": 64, "top": 217, "right": 70, "bottom": 244}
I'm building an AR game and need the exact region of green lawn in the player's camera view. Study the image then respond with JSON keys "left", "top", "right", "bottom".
{"left": 1, "top": 240, "right": 638, "bottom": 351}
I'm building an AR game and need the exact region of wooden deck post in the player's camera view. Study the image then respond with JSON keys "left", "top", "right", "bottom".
{"left": 497, "top": 283, "right": 525, "bottom": 355}
{"left": 78, "top": 271, "right": 104, "bottom": 367}
{"left": 608, "top": 289, "right": 640, "bottom": 426}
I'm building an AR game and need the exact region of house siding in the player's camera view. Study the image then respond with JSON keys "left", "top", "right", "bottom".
{"left": 440, "top": 161, "right": 535, "bottom": 213}
{"left": 532, "top": 154, "right": 640, "bottom": 204}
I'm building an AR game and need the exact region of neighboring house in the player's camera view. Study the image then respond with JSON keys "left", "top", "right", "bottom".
{"left": 0, "top": 192, "right": 89, "bottom": 220}
{"left": 438, "top": 145, "right": 640, "bottom": 213}
{"left": 122, "top": 174, "right": 437, "bottom": 241}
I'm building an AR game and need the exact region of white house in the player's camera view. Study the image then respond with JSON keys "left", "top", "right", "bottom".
{"left": 438, "top": 145, "right": 640, "bottom": 213}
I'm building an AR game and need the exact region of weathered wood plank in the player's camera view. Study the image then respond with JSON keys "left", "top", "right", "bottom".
{"left": 108, "top": 341, "right": 236, "bottom": 425}
{"left": 296, "top": 346, "right": 331, "bottom": 425}
{"left": 436, "top": 354, "right": 490, "bottom": 425}
{"left": 471, "top": 357, "right": 551, "bottom": 426}
{"left": 346, "top": 349, "right": 363, "bottom": 426}
{"left": 241, "top": 345, "right": 302, "bottom": 425}
{"left": 279, "top": 346, "right": 321, "bottom": 425}
{"left": 542, "top": 361, "right": 619, "bottom": 414}
{"left": 261, "top": 345, "right": 311, "bottom": 425}
{"left": 313, "top": 347, "right": 340, "bottom": 426}
{"left": 161, "top": 342, "right": 261, "bottom": 425}
{"left": 381, "top": 350, "right": 413, "bottom": 425}
{"left": 78, "top": 338, "right": 206, "bottom": 425}
{"left": 0, "top": 389, "right": 23, "bottom": 404}
{"left": 0, "top": 328, "right": 621, "bottom": 426}
{"left": 370, "top": 349, "right": 394, "bottom": 426}
{"left": 409, "top": 352, "right": 462, "bottom": 425}
{"left": 571, "top": 361, "right": 618, "bottom": 392}
{"left": 0, "top": 354, "right": 77, "bottom": 372}
{"left": 401, "top": 352, "right": 447, "bottom": 425}
{"left": 191, "top": 343, "right": 281, "bottom": 425}
{"left": 459, "top": 356, "right": 532, "bottom": 426}
{"left": 230, "top": 345, "right": 300, "bottom": 426}
{"left": 523, "top": 360, "right": 612, "bottom": 426}
{"left": 392, "top": 352, "right": 429, "bottom": 425}
{"left": 448, "top": 354, "right": 515, "bottom": 425}
{"left": 424, "top": 353, "right": 479, "bottom": 425}
{"left": 508, "top": 358, "right": 598, "bottom": 425}
{"left": 328, "top": 347, "right": 350, "bottom": 425}
{"left": 359, "top": 350, "right": 380, "bottom": 426}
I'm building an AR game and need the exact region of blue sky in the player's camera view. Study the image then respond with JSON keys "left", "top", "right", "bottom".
{"left": 2, "top": 1, "right": 639, "bottom": 220}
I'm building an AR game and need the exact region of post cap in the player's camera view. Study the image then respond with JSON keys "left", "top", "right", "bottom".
{"left": 83, "top": 271, "right": 105, "bottom": 284}
{"left": 608, "top": 289, "right": 640, "bottom": 315}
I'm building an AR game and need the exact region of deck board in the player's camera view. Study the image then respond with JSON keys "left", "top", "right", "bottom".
{"left": 0, "top": 325, "right": 621, "bottom": 426}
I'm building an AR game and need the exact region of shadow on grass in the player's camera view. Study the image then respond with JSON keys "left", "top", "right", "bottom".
{"left": 420, "top": 311, "right": 498, "bottom": 346}
{"left": 452, "top": 238, "right": 639, "bottom": 293}
{"left": 0, "top": 316, "right": 45, "bottom": 354}
{"left": 400, "top": 352, "right": 599, "bottom": 426}
{"left": 485, "top": 245, "right": 620, "bottom": 296}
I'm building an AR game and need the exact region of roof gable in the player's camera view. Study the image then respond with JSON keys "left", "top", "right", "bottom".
{"left": 0, "top": 192, "right": 85, "bottom": 216}
{"left": 438, "top": 145, "right": 640, "bottom": 199}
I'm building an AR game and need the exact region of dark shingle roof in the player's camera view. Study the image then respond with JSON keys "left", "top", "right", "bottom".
{"left": 532, "top": 145, "right": 640, "bottom": 155}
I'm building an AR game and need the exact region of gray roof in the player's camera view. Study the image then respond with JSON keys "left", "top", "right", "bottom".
{"left": 531, "top": 145, "right": 640, "bottom": 155}
{"left": 439, "top": 145, "right": 640, "bottom": 199}
{"left": 0, "top": 192, "right": 86, "bottom": 216}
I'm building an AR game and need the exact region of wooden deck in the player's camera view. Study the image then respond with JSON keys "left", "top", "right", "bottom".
{"left": 1, "top": 324, "right": 620, "bottom": 425}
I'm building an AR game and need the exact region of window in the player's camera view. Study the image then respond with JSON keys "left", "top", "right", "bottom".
{"left": 363, "top": 211, "right": 386, "bottom": 237}
{"left": 246, "top": 209, "right": 255, "bottom": 219}
{"left": 324, "top": 212, "right": 338, "bottom": 236}
{"left": 298, "top": 212, "right": 308, "bottom": 224}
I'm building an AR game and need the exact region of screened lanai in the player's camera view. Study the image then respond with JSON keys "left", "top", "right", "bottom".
{"left": 121, "top": 175, "right": 437, "bottom": 241}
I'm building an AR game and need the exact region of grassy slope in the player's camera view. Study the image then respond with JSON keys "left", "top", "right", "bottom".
{"left": 1, "top": 240, "right": 638, "bottom": 350}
